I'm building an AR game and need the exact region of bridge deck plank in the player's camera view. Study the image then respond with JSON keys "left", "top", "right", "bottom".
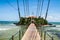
{"left": 21, "top": 23, "right": 41, "bottom": 40}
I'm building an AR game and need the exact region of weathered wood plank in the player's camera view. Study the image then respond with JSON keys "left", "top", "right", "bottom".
{"left": 21, "top": 23, "right": 41, "bottom": 40}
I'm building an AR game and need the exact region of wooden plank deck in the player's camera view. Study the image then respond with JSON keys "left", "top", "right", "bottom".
{"left": 21, "top": 23, "right": 41, "bottom": 40}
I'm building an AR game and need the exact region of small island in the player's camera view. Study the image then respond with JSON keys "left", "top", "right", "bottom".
{"left": 15, "top": 16, "right": 48, "bottom": 26}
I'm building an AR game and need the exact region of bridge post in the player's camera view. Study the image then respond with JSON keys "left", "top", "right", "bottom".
{"left": 19, "top": 30, "right": 21, "bottom": 40}
{"left": 51, "top": 37, "right": 54, "bottom": 40}
{"left": 44, "top": 31, "right": 46, "bottom": 40}
{"left": 12, "top": 35, "right": 14, "bottom": 40}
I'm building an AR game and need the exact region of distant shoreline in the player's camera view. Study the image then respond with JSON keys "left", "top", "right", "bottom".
{"left": 0, "top": 21, "right": 60, "bottom": 25}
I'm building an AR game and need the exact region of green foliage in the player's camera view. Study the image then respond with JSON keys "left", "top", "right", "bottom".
{"left": 17, "top": 16, "right": 48, "bottom": 26}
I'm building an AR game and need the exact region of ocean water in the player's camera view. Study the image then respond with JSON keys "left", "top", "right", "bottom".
{"left": 49, "top": 22, "right": 60, "bottom": 27}
{"left": 0, "top": 21, "right": 60, "bottom": 40}
{"left": 0, "top": 21, "right": 18, "bottom": 25}
{"left": 43, "top": 22, "right": 60, "bottom": 40}
{"left": 0, "top": 21, "right": 20, "bottom": 40}
{"left": 49, "top": 22, "right": 60, "bottom": 25}
{"left": 0, "top": 21, "right": 27, "bottom": 40}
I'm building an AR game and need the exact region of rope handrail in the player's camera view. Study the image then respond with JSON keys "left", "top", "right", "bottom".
{"left": 46, "top": 32, "right": 54, "bottom": 40}
{"left": 9, "top": 30, "right": 20, "bottom": 40}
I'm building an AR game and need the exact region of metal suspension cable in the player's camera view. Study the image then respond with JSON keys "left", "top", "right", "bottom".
{"left": 17, "top": 0, "right": 21, "bottom": 20}
{"left": 40, "top": 0, "right": 44, "bottom": 17}
{"left": 45, "top": 0, "right": 50, "bottom": 20}
{"left": 7, "top": 0, "right": 17, "bottom": 10}
{"left": 23, "top": 0, "right": 29, "bottom": 17}
{"left": 27, "top": 0, "right": 29, "bottom": 16}
{"left": 36, "top": 0, "right": 39, "bottom": 17}
{"left": 36, "top": 0, "right": 41, "bottom": 17}
{"left": 26, "top": 0, "right": 29, "bottom": 17}
{"left": 23, "top": 0, "right": 26, "bottom": 17}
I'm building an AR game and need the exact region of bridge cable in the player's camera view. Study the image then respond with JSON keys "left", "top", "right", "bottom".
{"left": 45, "top": 0, "right": 50, "bottom": 20}
{"left": 17, "top": 0, "right": 21, "bottom": 20}
{"left": 7, "top": 0, "right": 17, "bottom": 10}
{"left": 23, "top": 0, "right": 26, "bottom": 17}
{"left": 40, "top": 0, "right": 44, "bottom": 17}
{"left": 26, "top": 0, "right": 29, "bottom": 17}
{"left": 27, "top": 0, "right": 29, "bottom": 17}
{"left": 23, "top": 0, "right": 29, "bottom": 17}
{"left": 36, "top": 0, "right": 41, "bottom": 17}
{"left": 7, "top": 0, "right": 21, "bottom": 20}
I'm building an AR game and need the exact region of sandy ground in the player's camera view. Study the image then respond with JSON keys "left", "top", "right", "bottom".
{"left": 21, "top": 23, "right": 41, "bottom": 40}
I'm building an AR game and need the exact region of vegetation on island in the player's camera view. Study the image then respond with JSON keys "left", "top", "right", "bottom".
{"left": 15, "top": 16, "right": 48, "bottom": 26}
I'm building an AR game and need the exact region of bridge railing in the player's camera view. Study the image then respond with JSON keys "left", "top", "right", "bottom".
{"left": 44, "top": 31, "right": 60, "bottom": 40}
{"left": 8, "top": 26, "right": 27, "bottom": 40}
{"left": 0, "top": 30, "right": 21, "bottom": 40}
{"left": 38, "top": 26, "right": 60, "bottom": 40}
{"left": 0, "top": 25, "right": 28, "bottom": 40}
{"left": 9, "top": 30, "right": 20, "bottom": 40}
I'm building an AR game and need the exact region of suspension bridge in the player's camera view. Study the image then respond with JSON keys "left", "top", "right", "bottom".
{"left": 6, "top": 0, "right": 50, "bottom": 40}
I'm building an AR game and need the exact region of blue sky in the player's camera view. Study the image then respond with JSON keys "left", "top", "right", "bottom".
{"left": 0, "top": 0, "right": 60, "bottom": 22}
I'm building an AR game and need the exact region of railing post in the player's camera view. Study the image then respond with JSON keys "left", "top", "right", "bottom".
{"left": 41, "top": 26, "right": 42, "bottom": 37}
{"left": 19, "top": 30, "right": 21, "bottom": 40}
{"left": 12, "top": 35, "right": 14, "bottom": 40}
{"left": 44, "top": 31, "right": 46, "bottom": 40}
{"left": 40, "top": 26, "right": 43, "bottom": 40}
{"left": 51, "top": 37, "right": 54, "bottom": 40}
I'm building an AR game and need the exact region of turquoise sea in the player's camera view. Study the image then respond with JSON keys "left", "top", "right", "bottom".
{"left": 0, "top": 21, "right": 60, "bottom": 40}
{"left": 49, "top": 22, "right": 60, "bottom": 25}
{"left": 0, "top": 21, "right": 21, "bottom": 40}
{"left": 0, "top": 21, "right": 27, "bottom": 40}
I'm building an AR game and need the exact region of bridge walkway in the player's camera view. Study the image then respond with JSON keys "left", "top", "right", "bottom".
{"left": 21, "top": 23, "right": 41, "bottom": 40}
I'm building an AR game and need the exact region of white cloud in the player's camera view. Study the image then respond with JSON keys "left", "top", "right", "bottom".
{"left": 47, "top": 16, "right": 60, "bottom": 22}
